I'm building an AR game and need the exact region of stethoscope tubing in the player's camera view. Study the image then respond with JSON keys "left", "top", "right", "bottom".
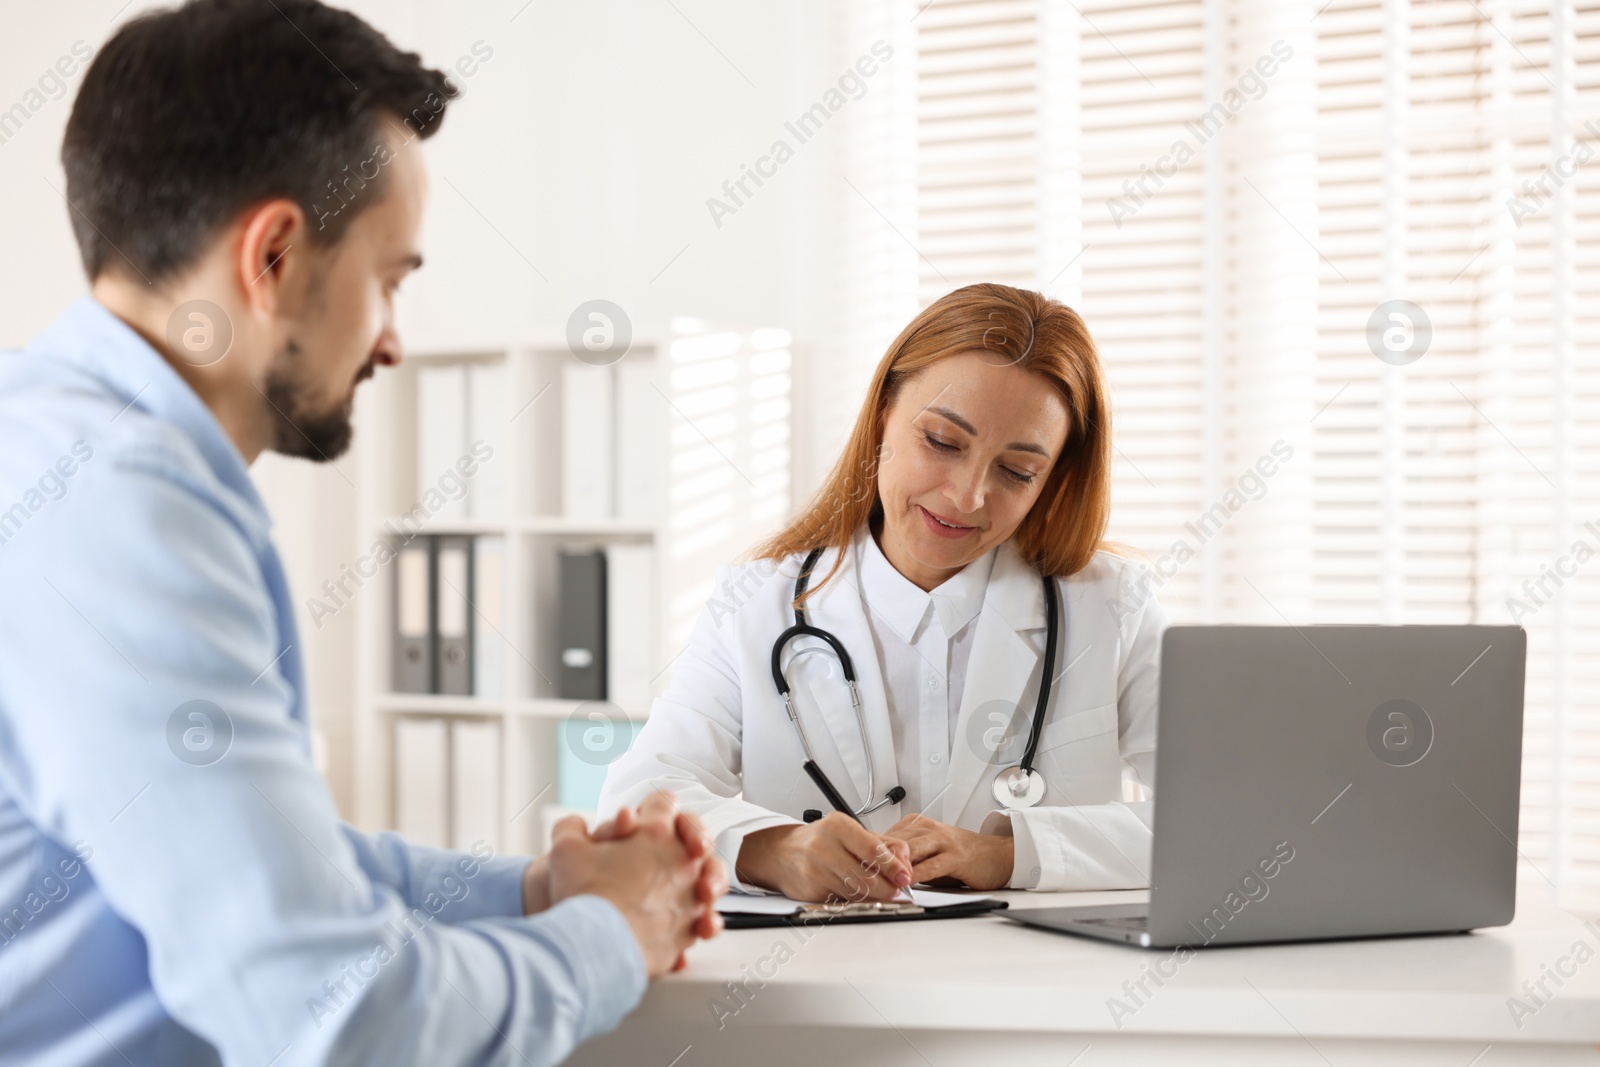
{"left": 771, "top": 543, "right": 1060, "bottom": 815}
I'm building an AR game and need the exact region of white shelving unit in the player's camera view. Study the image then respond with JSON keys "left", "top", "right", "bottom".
{"left": 349, "top": 325, "right": 793, "bottom": 857}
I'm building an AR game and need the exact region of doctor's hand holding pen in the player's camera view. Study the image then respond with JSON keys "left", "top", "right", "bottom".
{"left": 521, "top": 791, "right": 727, "bottom": 975}
{"left": 735, "top": 812, "right": 915, "bottom": 903}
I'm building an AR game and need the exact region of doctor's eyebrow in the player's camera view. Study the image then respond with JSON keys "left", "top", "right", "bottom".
{"left": 923, "top": 405, "right": 1052, "bottom": 458}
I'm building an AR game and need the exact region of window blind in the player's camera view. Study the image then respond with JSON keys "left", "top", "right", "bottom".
{"left": 835, "top": 0, "right": 1600, "bottom": 911}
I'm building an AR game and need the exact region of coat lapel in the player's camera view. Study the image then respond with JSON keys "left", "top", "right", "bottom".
{"left": 941, "top": 540, "right": 1048, "bottom": 827}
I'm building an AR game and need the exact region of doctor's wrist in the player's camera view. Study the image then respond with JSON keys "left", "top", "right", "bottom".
{"left": 735, "top": 824, "right": 801, "bottom": 891}
{"left": 978, "top": 832, "right": 1016, "bottom": 890}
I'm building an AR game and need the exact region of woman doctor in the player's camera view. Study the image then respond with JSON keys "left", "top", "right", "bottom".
{"left": 600, "top": 283, "right": 1168, "bottom": 902}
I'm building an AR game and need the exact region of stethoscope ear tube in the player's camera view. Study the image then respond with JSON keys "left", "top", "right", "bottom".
{"left": 990, "top": 571, "right": 1061, "bottom": 810}
{"left": 769, "top": 623, "right": 857, "bottom": 696}
{"left": 1018, "top": 568, "right": 1060, "bottom": 775}
{"left": 774, "top": 546, "right": 892, "bottom": 819}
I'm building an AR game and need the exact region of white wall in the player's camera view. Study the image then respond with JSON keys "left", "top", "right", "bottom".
{"left": 0, "top": 0, "right": 850, "bottom": 813}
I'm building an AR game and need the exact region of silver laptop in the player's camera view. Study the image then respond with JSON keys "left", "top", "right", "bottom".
{"left": 1003, "top": 625, "right": 1526, "bottom": 948}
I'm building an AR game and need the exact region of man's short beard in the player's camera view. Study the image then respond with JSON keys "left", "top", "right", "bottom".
{"left": 264, "top": 338, "right": 355, "bottom": 461}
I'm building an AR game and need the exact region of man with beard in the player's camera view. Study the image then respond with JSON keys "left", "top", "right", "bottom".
{"left": 0, "top": 2, "right": 725, "bottom": 1065}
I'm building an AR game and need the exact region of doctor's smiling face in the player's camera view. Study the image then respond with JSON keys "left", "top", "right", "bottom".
{"left": 874, "top": 351, "right": 1071, "bottom": 591}
{"left": 753, "top": 282, "right": 1112, "bottom": 611}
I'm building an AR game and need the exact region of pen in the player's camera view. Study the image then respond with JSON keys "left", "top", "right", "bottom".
{"left": 802, "top": 760, "right": 916, "bottom": 904}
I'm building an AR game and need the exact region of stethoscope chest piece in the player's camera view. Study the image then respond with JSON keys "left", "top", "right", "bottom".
{"left": 992, "top": 765, "right": 1046, "bottom": 809}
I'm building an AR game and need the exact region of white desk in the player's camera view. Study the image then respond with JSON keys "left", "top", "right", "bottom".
{"left": 569, "top": 888, "right": 1600, "bottom": 1067}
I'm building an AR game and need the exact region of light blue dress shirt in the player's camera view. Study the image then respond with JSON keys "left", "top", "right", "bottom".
{"left": 0, "top": 298, "right": 646, "bottom": 1066}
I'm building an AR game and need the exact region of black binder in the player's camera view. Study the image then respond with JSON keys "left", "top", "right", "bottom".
{"left": 557, "top": 547, "right": 607, "bottom": 699}
{"left": 719, "top": 896, "right": 1008, "bottom": 929}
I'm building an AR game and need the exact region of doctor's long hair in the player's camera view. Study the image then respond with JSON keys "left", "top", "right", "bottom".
{"left": 751, "top": 282, "right": 1115, "bottom": 608}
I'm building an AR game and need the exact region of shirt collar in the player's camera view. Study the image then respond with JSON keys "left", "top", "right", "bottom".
{"left": 28, "top": 295, "right": 269, "bottom": 529}
{"left": 854, "top": 524, "right": 996, "bottom": 643}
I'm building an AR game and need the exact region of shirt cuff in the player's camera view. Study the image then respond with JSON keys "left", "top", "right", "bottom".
{"left": 527, "top": 894, "right": 649, "bottom": 1043}
{"left": 463, "top": 853, "right": 536, "bottom": 920}
{"left": 1008, "top": 812, "right": 1044, "bottom": 889}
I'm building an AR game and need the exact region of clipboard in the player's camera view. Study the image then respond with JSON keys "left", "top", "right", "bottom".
{"left": 718, "top": 891, "right": 1009, "bottom": 929}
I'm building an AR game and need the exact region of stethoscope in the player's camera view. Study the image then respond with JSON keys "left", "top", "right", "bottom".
{"left": 769, "top": 544, "right": 1063, "bottom": 818}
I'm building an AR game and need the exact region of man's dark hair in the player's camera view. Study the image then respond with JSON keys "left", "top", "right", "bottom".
{"left": 63, "top": 0, "right": 452, "bottom": 283}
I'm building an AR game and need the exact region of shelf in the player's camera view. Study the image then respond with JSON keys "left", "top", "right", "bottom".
{"left": 354, "top": 330, "right": 790, "bottom": 855}
{"left": 517, "top": 699, "right": 650, "bottom": 722}
{"left": 372, "top": 516, "right": 657, "bottom": 538}
{"left": 518, "top": 517, "right": 656, "bottom": 536}
{"left": 373, "top": 693, "right": 510, "bottom": 716}
{"left": 371, "top": 694, "right": 650, "bottom": 722}
{"left": 373, "top": 517, "right": 511, "bottom": 537}
{"left": 404, "top": 348, "right": 514, "bottom": 363}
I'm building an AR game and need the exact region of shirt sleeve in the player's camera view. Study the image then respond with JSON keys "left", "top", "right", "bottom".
{"left": 0, "top": 444, "right": 646, "bottom": 1067}
{"left": 339, "top": 827, "right": 530, "bottom": 923}
{"left": 1004, "top": 564, "right": 1168, "bottom": 891}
